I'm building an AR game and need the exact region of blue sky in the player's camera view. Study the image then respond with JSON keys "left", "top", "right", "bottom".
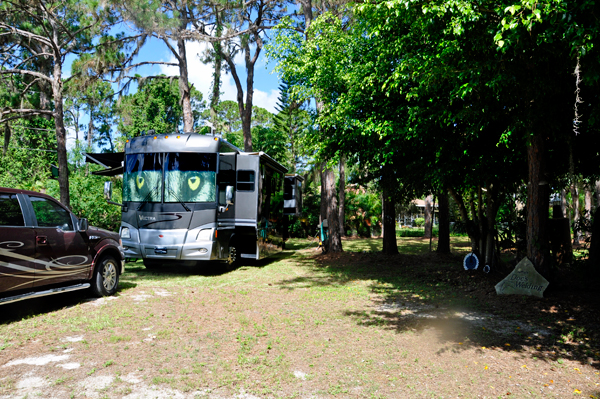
{"left": 65, "top": 34, "right": 282, "bottom": 149}
{"left": 133, "top": 36, "right": 282, "bottom": 113}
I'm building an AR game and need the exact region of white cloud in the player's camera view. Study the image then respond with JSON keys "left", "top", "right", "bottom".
{"left": 159, "top": 41, "right": 279, "bottom": 114}
{"left": 253, "top": 89, "right": 280, "bottom": 113}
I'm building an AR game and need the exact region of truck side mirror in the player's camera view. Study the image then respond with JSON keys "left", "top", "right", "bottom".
{"left": 79, "top": 218, "right": 88, "bottom": 232}
{"left": 226, "top": 185, "right": 234, "bottom": 205}
{"left": 104, "top": 181, "right": 113, "bottom": 201}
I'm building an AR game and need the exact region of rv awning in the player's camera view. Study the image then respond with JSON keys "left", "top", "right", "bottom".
{"left": 242, "top": 152, "right": 288, "bottom": 175}
{"left": 86, "top": 152, "right": 124, "bottom": 168}
{"left": 91, "top": 165, "right": 124, "bottom": 176}
{"left": 86, "top": 152, "right": 124, "bottom": 176}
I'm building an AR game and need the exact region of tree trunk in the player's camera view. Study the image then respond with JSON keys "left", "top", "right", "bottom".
{"left": 526, "top": 133, "right": 550, "bottom": 278}
{"left": 3, "top": 124, "right": 10, "bottom": 156}
{"left": 319, "top": 162, "right": 327, "bottom": 223}
{"left": 437, "top": 189, "right": 451, "bottom": 253}
{"left": 449, "top": 187, "right": 480, "bottom": 253}
{"left": 177, "top": 37, "right": 194, "bottom": 132}
{"left": 87, "top": 111, "right": 94, "bottom": 149}
{"left": 484, "top": 184, "right": 501, "bottom": 267}
{"left": 477, "top": 187, "right": 485, "bottom": 254}
{"left": 221, "top": 34, "right": 261, "bottom": 152}
{"left": 587, "top": 206, "right": 600, "bottom": 278}
{"left": 209, "top": 12, "right": 223, "bottom": 133}
{"left": 323, "top": 166, "right": 342, "bottom": 252}
{"left": 423, "top": 194, "right": 433, "bottom": 238}
{"left": 39, "top": 51, "right": 53, "bottom": 119}
{"left": 382, "top": 184, "right": 398, "bottom": 254}
{"left": 338, "top": 158, "right": 346, "bottom": 237}
{"left": 53, "top": 61, "right": 70, "bottom": 208}
{"left": 571, "top": 183, "right": 581, "bottom": 245}
{"left": 585, "top": 186, "right": 592, "bottom": 239}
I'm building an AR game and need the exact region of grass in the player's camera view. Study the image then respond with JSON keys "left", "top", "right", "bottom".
{"left": 0, "top": 236, "right": 598, "bottom": 398}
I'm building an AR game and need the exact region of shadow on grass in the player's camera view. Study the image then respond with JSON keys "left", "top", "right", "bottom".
{"left": 278, "top": 238, "right": 600, "bottom": 369}
{"left": 0, "top": 283, "right": 135, "bottom": 325}
{"left": 121, "top": 250, "right": 296, "bottom": 283}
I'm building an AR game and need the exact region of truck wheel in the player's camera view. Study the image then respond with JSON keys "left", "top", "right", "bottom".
{"left": 91, "top": 255, "right": 119, "bottom": 297}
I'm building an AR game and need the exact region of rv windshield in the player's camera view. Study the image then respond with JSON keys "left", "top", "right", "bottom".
{"left": 165, "top": 153, "right": 217, "bottom": 203}
{"left": 124, "top": 153, "right": 163, "bottom": 202}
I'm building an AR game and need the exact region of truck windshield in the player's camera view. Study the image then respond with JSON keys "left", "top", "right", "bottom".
{"left": 165, "top": 153, "right": 217, "bottom": 203}
{"left": 124, "top": 154, "right": 163, "bottom": 202}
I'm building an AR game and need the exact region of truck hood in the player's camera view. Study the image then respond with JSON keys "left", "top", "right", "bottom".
{"left": 87, "top": 225, "right": 120, "bottom": 242}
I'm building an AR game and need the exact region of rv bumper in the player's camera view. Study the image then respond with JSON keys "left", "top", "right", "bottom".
{"left": 121, "top": 227, "right": 219, "bottom": 261}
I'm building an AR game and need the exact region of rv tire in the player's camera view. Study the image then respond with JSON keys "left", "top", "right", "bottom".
{"left": 227, "top": 244, "right": 237, "bottom": 267}
{"left": 143, "top": 260, "right": 162, "bottom": 270}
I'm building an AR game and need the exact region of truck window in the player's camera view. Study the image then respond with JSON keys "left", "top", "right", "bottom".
{"left": 0, "top": 194, "right": 25, "bottom": 226}
{"left": 29, "top": 196, "right": 73, "bottom": 231}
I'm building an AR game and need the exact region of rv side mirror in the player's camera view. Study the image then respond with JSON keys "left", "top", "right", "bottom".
{"left": 79, "top": 218, "right": 89, "bottom": 232}
{"left": 104, "top": 181, "right": 113, "bottom": 201}
{"left": 226, "top": 185, "right": 234, "bottom": 205}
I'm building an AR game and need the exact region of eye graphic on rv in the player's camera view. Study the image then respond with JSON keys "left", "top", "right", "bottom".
{"left": 188, "top": 176, "right": 200, "bottom": 190}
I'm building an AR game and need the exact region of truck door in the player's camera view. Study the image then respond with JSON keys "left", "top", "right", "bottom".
{"left": 0, "top": 192, "right": 35, "bottom": 293}
{"left": 28, "top": 196, "right": 91, "bottom": 288}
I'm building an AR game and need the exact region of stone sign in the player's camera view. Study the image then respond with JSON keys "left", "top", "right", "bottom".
{"left": 495, "top": 257, "right": 549, "bottom": 298}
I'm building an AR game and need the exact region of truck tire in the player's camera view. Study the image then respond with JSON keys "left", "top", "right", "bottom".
{"left": 91, "top": 255, "right": 119, "bottom": 297}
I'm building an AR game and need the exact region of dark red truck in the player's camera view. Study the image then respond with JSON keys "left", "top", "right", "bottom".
{"left": 0, "top": 187, "right": 124, "bottom": 305}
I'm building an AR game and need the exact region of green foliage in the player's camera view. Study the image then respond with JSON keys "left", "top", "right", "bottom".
{"left": 345, "top": 188, "right": 382, "bottom": 237}
{"left": 117, "top": 77, "right": 204, "bottom": 138}
{"left": 272, "top": 80, "right": 311, "bottom": 173}
{"left": 0, "top": 119, "right": 57, "bottom": 191}
{"left": 0, "top": 119, "right": 120, "bottom": 231}
{"left": 268, "top": 0, "right": 600, "bottom": 264}
{"left": 47, "top": 165, "right": 122, "bottom": 231}
{"left": 64, "top": 78, "right": 117, "bottom": 151}
{"left": 414, "top": 218, "right": 425, "bottom": 228}
{"left": 396, "top": 227, "right": 439, "bottom": 238}
{"left": 289, "top": 176, "right": 321, "bottom": 238}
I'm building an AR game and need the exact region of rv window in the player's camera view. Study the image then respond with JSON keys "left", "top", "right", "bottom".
{"left": 165, "top": 153, "right": 217, "bottom": 203}
{"left": 237, "top": 170, "right": 255, "bottom": 191}
{"left": 124, "top": 153, "right": 163, "bottom": 202}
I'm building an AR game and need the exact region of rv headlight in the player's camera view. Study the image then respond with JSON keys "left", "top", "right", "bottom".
{"left": 196, "top": 229, "right": 213, "bottom": 241}
{"left": 120, "top": 227, "right": 131, "bottom": 239}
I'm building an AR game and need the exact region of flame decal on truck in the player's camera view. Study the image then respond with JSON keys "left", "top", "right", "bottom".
{"left": 0, "top": 241, "right": 91, "bottom": 291}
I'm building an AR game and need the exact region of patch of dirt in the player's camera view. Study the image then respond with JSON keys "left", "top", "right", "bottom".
{"left": 1, "top": 242, "right": 599, "bottom": 398}
{"left": 315, "top": 248, "right": 600, "bottom": 362}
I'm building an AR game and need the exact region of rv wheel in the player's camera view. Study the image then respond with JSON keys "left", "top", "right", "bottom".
{"left": 143, "top": 260, "right": 162, "bottom": 270}
{"left": 227, "top": 244, "right": 238, "bottom": 267}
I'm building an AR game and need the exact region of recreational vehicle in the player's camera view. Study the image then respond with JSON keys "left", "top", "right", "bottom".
{"left": 87, "top": 133, "right": 302, "bottom": 269}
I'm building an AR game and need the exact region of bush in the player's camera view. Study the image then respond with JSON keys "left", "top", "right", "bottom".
{"left": 396, "top": 227, "right": 439, "bottom": 237}
{"left": 414, "top": 217, "right": 425, "bottom": 227}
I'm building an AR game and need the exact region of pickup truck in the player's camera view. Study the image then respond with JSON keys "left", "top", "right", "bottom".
{"left": 0, "top": 187, "right": 124, "bottom": 305}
